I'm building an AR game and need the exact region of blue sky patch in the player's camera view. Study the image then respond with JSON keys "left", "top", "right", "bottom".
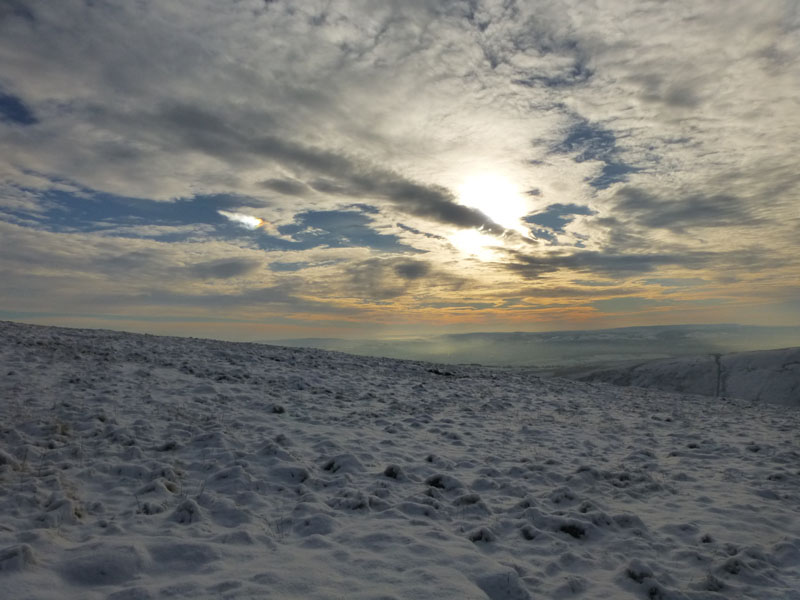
{"left": 524, "top": 203, "right": 595, "bottom": 232}
{"left": 277, "top": 209, "right": 421, "bottom": 253}
{"left": 551, "top": 119, "right": 638, "bottom": 189}
{"left": 2, "top": 185, "right": 422, "bottom": 254}
{"left": 592, "top": 162, "right": 639, "bottom": 190}
{"left": 17, "top": 189, "right": 266, "bottom": 238}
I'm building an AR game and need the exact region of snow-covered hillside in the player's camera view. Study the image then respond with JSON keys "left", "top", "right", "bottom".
{"left": 1, "top": 321, "right": 799, "bottom": 599}
{"left": 576, "top": 347, "right": 800, "bottom": 406}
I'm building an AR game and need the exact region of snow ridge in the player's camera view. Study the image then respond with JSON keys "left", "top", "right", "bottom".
{"left": 1, "top": 321, "right": 799, "bottom": 599}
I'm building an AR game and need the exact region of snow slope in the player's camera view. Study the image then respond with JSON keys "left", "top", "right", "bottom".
{"left": 1, "top": 321, "right": 799, "bottom": 599}
{"left": 576, "top": 347, "right": 800, "bottom": 406}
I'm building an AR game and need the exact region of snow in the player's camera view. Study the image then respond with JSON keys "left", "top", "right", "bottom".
{"left": 1, "top": 320, "right": 799, "bottom": 599}
{"left": 576, "top": 347, "right": 800, "bottom": 406}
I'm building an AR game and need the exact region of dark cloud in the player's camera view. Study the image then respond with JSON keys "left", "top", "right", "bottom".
{"left": 189, "top": 258, "right": 262, "bottom": 279}
{"left": 663, "top": 84, "right": 701, "bottom": 108}
{"left": 349, "top": 257, "right": 464, "bottom": 300}
{"left": 503, "top": 248, "right": 694, "bottom": 280}
{"left": 613, "top": 187, "right": 758, "bottom": 232}
{"left": 307, "top": 179, "right": 349, "bottom": 195}
{"left": 396, "top": 223, "right": 446, "bottom": 240}
{"left": 94, "top": 249, "right": 164, "bottom": 274}
{"left": 349, "top": 259, "right": 408, "bottom": 300}
{"left": 504, "top": 243, "right": 782, "bottom": 283}
{"left": 634, "top": 74, "right": 703, "bottom": 109}
{"left": 0, "top": 90, "right": 37, "bottom": 125}
{"left": 519, "top": 285, "right": 641, "bottom": 298}
{"left": 146, "top": 102, "right": 504, "bottom": 233}
{"left": 259, "top": 178, "right": 309, "bottom": 196}
{"left": 307, "top": 170, "right": 504, "bottom": 233}
{"left": 487, "top": 5, "right": 592, "bottom": 89}
{"left": 393, "top": 260, "right": 430, "bottom": 280}
{"left": 513, "top": 62, "right": 593, "bottom": 89}
{"left": 269, "top": 261, "right": 312, "bottom": 272}
{"left": 0, "top": 1, "right": 36, "bottom": 22}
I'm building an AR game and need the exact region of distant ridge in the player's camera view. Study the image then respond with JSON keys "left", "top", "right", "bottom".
{"left": 271, "top": 324, "right": 800, "bottom": 368}
{"left": 574, "top": 347, "right": 800, "bottom": 406}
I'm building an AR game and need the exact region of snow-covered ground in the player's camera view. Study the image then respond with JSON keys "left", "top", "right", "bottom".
{"left": 575, "top": 348, "right": 800, "bottom": 406}
{"left": 1, "top": 321, "right": 799, "bottom": 600}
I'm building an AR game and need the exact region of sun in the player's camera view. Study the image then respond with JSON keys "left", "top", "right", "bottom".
{"left": 457, "top": 173, "right": 529, "bottom": 234}
{"left": 449, "top": 173, "right": 531, "bottom": 258}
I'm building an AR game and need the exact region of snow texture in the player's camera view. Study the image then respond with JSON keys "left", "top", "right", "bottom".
{"left": 1, "top": 321, "right": 799, "bottom": 599}
{"left": 577, "top": 347, "right": 800, "bottom": 406}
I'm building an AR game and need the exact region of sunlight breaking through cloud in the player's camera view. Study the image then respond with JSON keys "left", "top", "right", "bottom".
{"left": 217, "top": 210, "right": 267, "bottom": 231}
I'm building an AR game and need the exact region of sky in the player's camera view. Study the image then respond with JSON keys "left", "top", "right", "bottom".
{"left": 1, "top": 0, "right": 799, "bottom": 342}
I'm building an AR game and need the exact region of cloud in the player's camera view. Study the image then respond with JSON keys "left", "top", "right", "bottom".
{"left": 395, "top": 223, "right": 446, "bottom": 241}
{"left": 142, "top": 102, "right": 506, "bottom": 233}
{"left": 0, "top": 89, "right": 37, "bottom": 125}
{"left": 589, "top": 296, "right": 726, "bottom": 313}
{"left": 642, "top": 278, "right": 707, "bottom": 288}
{"left": 393, "top": 260, "right": 431, "bottom": 280}
{"left": 259, "top": 178, "right": 309, "bottom": 196}
{"left": 0, "top": 220, "right": 269, "bottom": 299}
{"left": 612, "top": 187, "right": 759, "bottom": 232}
{"left": 1, "top": 1, "right": 799, "bottom": 333}
{"left": 502, "top": 248, "right": 699, "bottom": 280}
{"left": 308, "top": 172, "right": 503, "bottom": 233}
{"left": 590, "top": 296, "right": 671, "bottom": 313}
{"left": 217, "top": 210, "right": 266, "bottom": 231}
{"left": 349, "top": 257, "right": 465, "bottom": 301}
{"left": 518, "top": 285, "right": 642, "bottom": 299}
{"left": 0, "top": 1, "right": 36, "bottom": 22}
{"left": 189, "top": 258, "right": 263, "bottom": 280}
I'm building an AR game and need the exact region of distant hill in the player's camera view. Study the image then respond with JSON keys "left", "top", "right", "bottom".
{"left": 573, "top": 346, "right": 800, "bottom": 405}
{"left": 271, "top": 324, "right": 800, "bottom": 369}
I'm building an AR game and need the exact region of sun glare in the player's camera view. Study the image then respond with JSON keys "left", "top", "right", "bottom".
{"left": 457, "top": 173, "right": 529, "bottom": 233}
{"left": 449, "top": 173, "right": 531, "bottom": 258}
{"left": 449, "top": 229, "right": 499, "bottom": 260}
